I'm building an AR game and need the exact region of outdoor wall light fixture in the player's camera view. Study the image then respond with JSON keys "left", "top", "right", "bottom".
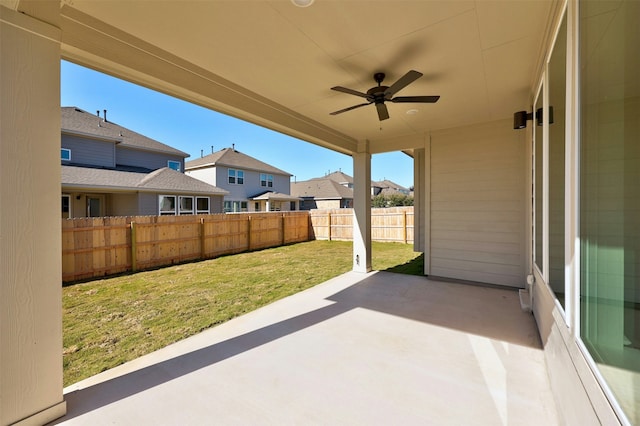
{"left": 513, "top": 106, "right": 554, "bottom": 129}
{"left": 513, "top": 111, "right": 533, "bottom": 129}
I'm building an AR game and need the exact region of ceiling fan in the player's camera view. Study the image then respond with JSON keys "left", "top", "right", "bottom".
{"left": 330, "top": 70, "right": 439, "bottom": 121}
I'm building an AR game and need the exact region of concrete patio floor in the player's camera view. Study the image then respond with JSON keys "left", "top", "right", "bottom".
{"left": 53, "top": 271, "right": 558, "bottom": 425}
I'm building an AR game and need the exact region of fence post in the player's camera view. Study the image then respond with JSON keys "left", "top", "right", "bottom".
{"left": 247, "top": 215, "right": 252, "bottom": 251}
{"left": 131, "top": 221, "right": 137, "bottom": 272}
{"left": 327, "top": 212, "right": 332, "bottom": 241}
{"left": 281, "top": 214, "right": 286, "bottom": 246}
{"left": 200, "top": 217, "right": 205, "bottom": 259}
{"left": 403, "top": 210, "right": 407, "bottom": 244}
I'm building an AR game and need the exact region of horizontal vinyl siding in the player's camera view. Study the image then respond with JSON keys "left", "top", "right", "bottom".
{"left": 211, "top": 195, "right": 224, "bottom": 213}
{"left": 430, "top": 120, "right": 526, "bottom": 287}
{"left": 138, "top": 193, "right": 159, "bottom": 215}
{"left": 62, "top": 134, "right": 115, "bottom": 168}
{"left": 117, "top": 147, "right": 184, "bottom": 171}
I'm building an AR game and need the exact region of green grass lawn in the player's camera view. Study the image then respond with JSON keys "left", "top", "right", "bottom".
{"left": 63, "top": 240, "right": 422, "bottom": 386}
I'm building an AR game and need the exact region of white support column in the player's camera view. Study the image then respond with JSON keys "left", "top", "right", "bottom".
{"left": 416, "top": 141, "right": 431, "bottom": 276}
{"left": 353, "top": 142, "right": 371, "bottom": 273}
{"left": 0, "top": 6, "right": 66, "bottom": 425}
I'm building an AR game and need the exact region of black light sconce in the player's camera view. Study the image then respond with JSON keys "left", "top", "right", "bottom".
{"left": 513, "top": 106, "right": 554, "bottom": 129}
{"left": 513, "top": 111, "right": 533, "bottom": 129}
{"left": 536, "top": 106, "right": 554, "bottom": 126}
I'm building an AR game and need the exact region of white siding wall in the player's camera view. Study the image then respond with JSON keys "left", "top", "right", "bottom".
{"left": 429, "top": 119, "right": 526, "bottom": 287}
{"left": 185, "top": 167, "right": 217, "bottom": 186}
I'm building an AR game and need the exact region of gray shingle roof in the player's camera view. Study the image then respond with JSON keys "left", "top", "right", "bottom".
{"left": 324, "top": 171, "right": 353, "bottom": 185}
{"left": 62, "top": 165, "right": 228, "bottom": 195}
{"left": 61, "top": 107, "right": 188, "bottom": 157}
{"left": 185, "top": 148, "right": 291, "bottom": 176}
{"left": 373, "top": 179, "right": 408, "bottom": 191}
{"left": 291, "top": 178, "right": 354, "bottom": 200}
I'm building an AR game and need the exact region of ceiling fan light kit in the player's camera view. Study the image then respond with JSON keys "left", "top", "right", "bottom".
{"left": 330, "top": 70, "right": 440, "bottom": 121}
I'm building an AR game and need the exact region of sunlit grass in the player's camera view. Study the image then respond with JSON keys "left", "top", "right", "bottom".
{"left": 63, "top": 240, "right": 421, "bottom": 386}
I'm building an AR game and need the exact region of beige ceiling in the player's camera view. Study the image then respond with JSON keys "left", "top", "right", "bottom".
{"left": 33, "top": 0, "right": 553, "bottom": 155}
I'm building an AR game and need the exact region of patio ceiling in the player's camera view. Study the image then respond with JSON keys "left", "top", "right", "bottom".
{"left": 32, "top": 0, "right": 552, "bottom": 155}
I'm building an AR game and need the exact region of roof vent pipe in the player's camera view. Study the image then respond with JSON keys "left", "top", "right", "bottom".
{"left": 96, "top": 110, "right": 100, "bottom": 117}
{"left": 201, "top": 149, "right": 203, "bottom": 158}
{"left": 211, "top": 145, "right": 214, "bottom": 154}
{"left": 232, "top": 143, "right": 235, "bottom": 151}
{"left": 103, "top": 109, "right": 108, "bottom": 122}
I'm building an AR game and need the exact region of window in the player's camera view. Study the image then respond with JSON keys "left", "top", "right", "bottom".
{"left": 548, "top": 14, "right": 567, "bottom": 308}
{"left": 579, "top": 1, "right": 640, "bottom": 421}
{"left": 62, "top": 194, "right": 71, "bottom": 218}
{"left": 167, "top": 160, "right": 181, "bottom": 171}
{"left": 196, "top": 197, "right": 209, "bottom": 214}
{"left": 255, "top": 202, "right": 260, "bottom": 212}
{"left": 61, "top": 148, "right": 71, "bottom": 161}
{"left": 179, "top": 196, "right": 193, "bottom": 215}
{"left": 260, "top": 173, "right": 273, "bottom": 187}
{"left": 159, "top": 195, "right": 176, "bottom": 215}
{"left": 224, "top": 200, "right": 248, "bottom": 213}
{"left": 534, "top": 86, "right": 544, "bottom": 276}
{"left": 228, "top": 169, "right": 244, "bottom": 184}
{"left": 290, "top": 201, "right": 296, "bottom": 211}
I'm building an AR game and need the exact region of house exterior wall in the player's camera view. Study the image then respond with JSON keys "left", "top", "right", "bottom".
{"left": 185, "top": 167, "right": 217, "bottom": 186}
{"left": 526, "top": 1, "right": 638, "bottom": 424}
{"left": 138, "top": 192, "right": 159, "bottom": 215}
{"left": 110, "top": 193, "right": 139, "bottom": 216}
{"left": 61, "top": 133, "right": 116, "bottom": 168}
{"left": 188, "top": 165, "right": 290, "bottom": 202}
{"left": 428, "top": 119, "right": 527, "bottom": 288}
{"left": 210, "top": 194, "right": 224, "bottom": 214}
{"left": 116, "top": 146, "right": 184, "bottom": 171}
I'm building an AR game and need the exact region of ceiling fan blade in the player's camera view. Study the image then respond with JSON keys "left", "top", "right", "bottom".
{"left": 384, "top": 70, "right": 423, "bottom": 99}
{"left": 376, "top": 103, "right": 390, "bottom": 121}
{"left": 330, "top": 102, "right": 372, "bottom": 115}
{"left": 331, "top": 86, "right": 372, "bottom": 100}
{"left": 391, "top": 95, "right": 440, "bottom": 103}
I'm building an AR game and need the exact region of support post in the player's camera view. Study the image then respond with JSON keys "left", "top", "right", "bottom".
{"left": 353, "top": 142, "right": 372, "bottom": 273}
{"left": 327, "top": 212, "right": 332, "bottom": 241}
{"left": 0, "top": 6, "right": 66, "bottom": 424}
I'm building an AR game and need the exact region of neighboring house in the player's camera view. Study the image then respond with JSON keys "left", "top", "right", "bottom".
{"left": 291, "top": 178, "right": 354, "bottom": 210}
{"left": 323, "top": 170, "right": 353, "bottom": 189}
{"left": 371, "top": 179, "right": 410, "bottom": 197}
{"left": 61, "top": 107, "right": 227, "bottom": 217}
{"left": 293, "top": 172, "right": 410, "bottom": 209}
{"left": 185, "top": 147, "right": 299, "bottom": 212}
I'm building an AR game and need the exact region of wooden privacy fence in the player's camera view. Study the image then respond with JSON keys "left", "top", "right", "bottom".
{"left": 62, "top": 212, "right": 310, "bottom": 282}
{"left": 309, "top": 207, "right": 414, "bottom": 244}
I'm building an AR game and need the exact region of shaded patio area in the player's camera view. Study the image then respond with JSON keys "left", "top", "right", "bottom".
{"left": 53, "top": 271, "right": 558, "bottom": 425}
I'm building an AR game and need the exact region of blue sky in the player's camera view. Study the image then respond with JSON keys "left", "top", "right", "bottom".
{"left": 61, "top": 61, "right": 414, "bottom": 188}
